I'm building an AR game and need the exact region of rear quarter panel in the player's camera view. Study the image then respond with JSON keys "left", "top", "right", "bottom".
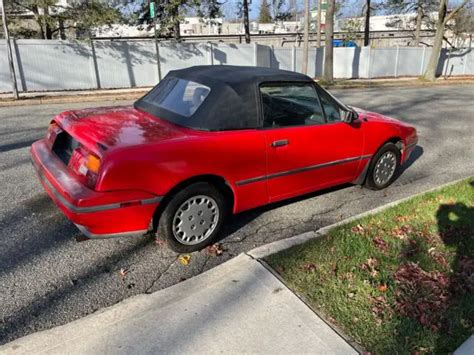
{"left": 97, "top": 130, "right": 268, "bottom": 213}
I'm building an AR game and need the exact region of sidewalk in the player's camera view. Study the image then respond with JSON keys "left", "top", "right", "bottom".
{"left": 0, "top": 87, "right": 150, "bottom": 107}
{"left": 1, "top": 76, "right": 473, "bottom": 107}
{"left": 0, "top": 254, "right": 356, "bottom": 354}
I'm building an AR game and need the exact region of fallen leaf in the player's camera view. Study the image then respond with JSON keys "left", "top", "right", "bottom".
{"left": 275, "top": 266, "right": 285, "bottom": 274}
{"left": 206, "top": 243, "right": 224, "bottom": 256}
{"left": 391, "top": 225, "right": 414, "bottom": 240}
{"left": 378, "top": 284, "right": 388, "bottom": 292}
{"left": 373, "top": 236, "right": 389, "bottom": 252}
{"left": 351, "top": 224, "right": 365, "bottom": 234}
{"left": 118, "top": 267, "right": 129, "bottom": 280}
{"left": 178, "top": 254, "right": 191, "bottom": 265}
{"left": 155, "top": 238, "right": 166, "bottom": 247}
{"left": 367, "top": 257, "right": 379, "bottom": 268}
{"left": 303, "top": 262, "right": 317, "bottom": 272}
{"left": 394, "top": 215, "right": 410, "bottom": 223}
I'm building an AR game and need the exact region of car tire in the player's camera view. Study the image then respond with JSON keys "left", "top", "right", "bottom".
{"left": 364, "top": 142, "right": 401, "bottom": 190}
{"left": 157, "top": 182, "right": 228, "bottom": 253}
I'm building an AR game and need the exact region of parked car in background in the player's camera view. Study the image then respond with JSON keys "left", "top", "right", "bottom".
{"left": 31, "top": 66, "right": 418, "bottom": 252}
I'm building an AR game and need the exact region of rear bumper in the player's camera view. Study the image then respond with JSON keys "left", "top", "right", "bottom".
{"left": 401, "top": 137, "right": 418, "bottom": 164}
{"left": 31, "top": 139, "right": 162, "bottom": 238}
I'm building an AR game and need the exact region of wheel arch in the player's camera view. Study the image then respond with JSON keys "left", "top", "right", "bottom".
{"left": 354, "top": 136, "right": 403, "bottom": 185}
{"left": 152, "top": 174, "right": 235, "bottom": 230}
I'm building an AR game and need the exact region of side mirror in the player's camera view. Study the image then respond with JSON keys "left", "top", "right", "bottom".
{"left": 340, "top": 109, "right": 358, "bottom": 123}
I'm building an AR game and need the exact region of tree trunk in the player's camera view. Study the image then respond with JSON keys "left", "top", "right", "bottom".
{"left": 170, "top": 6, "right": 180, "bottom": 40}
{"left": 423, "top": 0, "right": 447, "bottom": 81}
{"left": 364, "top": 0, "right": 370, "bottom": 46}
{"left": 323, "top": 0, "right": 334, "bottom": 83}
{"left": 301, "top": 0, "right": 310, "bottom": 74}
{"left": 243, "top": 0, "right": 250, "bottom": 44}
{"left": 316, "top": 0, "right": 322, "bottom": 48}
{"left": 42, "top": 7, "right": 53, "bottom": 39}
{"left": 173, "top": 21, "right": 180, "bottom": 40}
{"left": 414, "top": 1, "right": 423, "bottom": 46}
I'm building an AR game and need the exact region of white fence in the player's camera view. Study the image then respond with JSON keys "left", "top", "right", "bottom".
{"left": 0, "top": 39, "right": 473, "bottom": 93}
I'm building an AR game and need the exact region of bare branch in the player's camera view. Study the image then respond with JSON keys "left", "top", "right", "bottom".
{"left": 445, "top": 0, "right": 469, "bottom": 23}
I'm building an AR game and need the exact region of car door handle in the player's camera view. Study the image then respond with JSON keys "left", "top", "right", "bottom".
{"left": 271, "top": 139, "right": 289, "bottom": 147}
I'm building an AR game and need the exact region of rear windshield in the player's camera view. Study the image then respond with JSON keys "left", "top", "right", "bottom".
{"left": 138, "top": 77, "right": 210, "bottom": 117}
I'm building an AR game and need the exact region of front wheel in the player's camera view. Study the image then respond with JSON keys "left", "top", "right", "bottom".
{"left": 364, "top": 143, "right": 401, "bottom": 190}
{"left": 157, "top": 182, "right": 228, "bottom": 253}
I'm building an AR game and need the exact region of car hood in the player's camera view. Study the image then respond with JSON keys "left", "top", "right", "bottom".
{"left": 54, "top": 106, "right": 191, "bottom": 153}
{"left": 353, "top": 107, "right": 413, "bottom": 128}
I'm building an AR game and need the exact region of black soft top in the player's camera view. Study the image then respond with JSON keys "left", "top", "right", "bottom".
{"left": 135, "top": 65, "right": 313, "bottom": 131}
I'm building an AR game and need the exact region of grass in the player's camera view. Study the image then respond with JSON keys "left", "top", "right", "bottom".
{"left": 267, "top": 178, "right": 474, "bottom": 354}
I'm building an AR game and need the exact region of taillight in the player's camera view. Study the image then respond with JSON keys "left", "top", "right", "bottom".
{"left": 83, "top": 153, "right": 101, "bottom": 188}
{"left": 69, "top": 146, "right": 101, "bottom": 189}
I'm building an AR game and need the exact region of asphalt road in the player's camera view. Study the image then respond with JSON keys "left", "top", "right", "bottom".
{"left": 1, "top": 85, "right": 473, "bottom": 344}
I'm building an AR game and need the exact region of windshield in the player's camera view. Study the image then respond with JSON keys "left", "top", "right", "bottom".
{"left": 137, "top": 77, "right": 210, "bottom": 118}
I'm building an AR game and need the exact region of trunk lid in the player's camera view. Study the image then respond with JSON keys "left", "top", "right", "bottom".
{"left": 53, "top": 105, "right": 190, "bottom": 155}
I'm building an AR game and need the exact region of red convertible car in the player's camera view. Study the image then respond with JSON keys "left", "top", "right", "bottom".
{"left": 31, "top": 66, "right": 418, "bottom": 252}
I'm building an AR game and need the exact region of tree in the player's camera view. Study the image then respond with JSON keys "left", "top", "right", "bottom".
{"left": 137, "top": 0, "right": 221, "bottom": 40}
{"left": 423, "top": 0, "right": 470, "bottom": 81}
{"left": 316, "top": 0, "right": 322, "bottom": 48}
{"left": 323, "top": 0, "right": 335, "bottom": 82}
{"left": 271, "top": 0, "right": 291, "bottom": 20}
{"left": 7, "top": 0, "right": 123, "bottom": 39}
{"left": 364, "top": 0, "right": 370, "bottom": 46}
{"left": 259, "top": 0, "right": 272, "bottom": 23}
{"left": 384, "top": 0, "right": 438, "bottom": 46}
{"left": 236, "top": 0, "right": 251, "bottom": 43}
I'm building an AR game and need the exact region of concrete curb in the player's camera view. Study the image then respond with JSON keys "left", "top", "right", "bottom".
{"left": 248, "top": 176, "right": 471, "bottom": 259}
{"left": 0, "top": 253, "right": 357, "bottom": 354}
{"left": 248, "top": 176, "right": 472, "bottom": 355}
{"left": 454, "top": 335, "right": 474, "bottom": 355}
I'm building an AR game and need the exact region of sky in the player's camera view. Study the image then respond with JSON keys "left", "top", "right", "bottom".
{"left": 219, "top": 0, "right": 386, "bottom": 21}
{"left": 223, "top": 0, "right": 470, "bottom": 21}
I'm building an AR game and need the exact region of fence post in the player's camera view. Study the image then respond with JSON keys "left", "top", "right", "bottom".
{"left": 292, "top": 46, "right": 296, "bottom": 72}
{"left": 12, "top": 38, "right": 26, "bottom": 92}
{"left": 394, "top": 46, "right": 400, "bottom": 78}
{"left": 270, "top": 45, "right": 274, "bottom": 68}
{"left": 420, "top": 46, "right": 426, "bottom": 76}
{"left": 208, "top": 42, "right": 214, "bottom": 65}
{"left": 254, "top": 42, "right": 258, "bottom": 66}
{"left": 463, "top": 49, "right": 467, "bottom": 75}
{"left": 90, "top": 38, "right": 101, "bottom": 89}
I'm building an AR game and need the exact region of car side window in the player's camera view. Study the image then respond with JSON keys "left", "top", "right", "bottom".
{"left": 316, "top": 88, "right": 342, "bottom": 123}
{"left": 260, "top": 84, "right": 325, "bottom": 128}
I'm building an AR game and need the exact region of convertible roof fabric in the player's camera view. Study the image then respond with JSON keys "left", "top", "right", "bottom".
{"left": 135, "top": 65, "right": 313, "bottom": 131}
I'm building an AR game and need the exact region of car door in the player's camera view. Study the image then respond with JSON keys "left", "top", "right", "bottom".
{"left": 261, "top": 82, "right": 365, "bottom": 202}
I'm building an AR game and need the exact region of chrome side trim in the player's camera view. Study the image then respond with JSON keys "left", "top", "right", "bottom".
{"left": 236, "top": 155, "right": 372, "bottom": 186}
{"left": 32, "top": 158, "right": 162, "bottom": 213}
{"left": 75, "top": 224, "right": 148, "bottom": 239}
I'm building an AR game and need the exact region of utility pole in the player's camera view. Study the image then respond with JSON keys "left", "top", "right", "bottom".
{"left": 243, "top": 0, "right": 251, "bottom": 44}
{"left": 364, "top": 0, "right": 370, "bottom": 47}
{"left": 316, "top": 0, "right": 322, "bottom": 48}
{"left": 1, "top": 0, "right": 19, "bottom": 99}
{"left": 150, "top": 1, "right": 162, "bottom": 81}
{"left": 301, "top": 0, "right": 310, "bottom": 74}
